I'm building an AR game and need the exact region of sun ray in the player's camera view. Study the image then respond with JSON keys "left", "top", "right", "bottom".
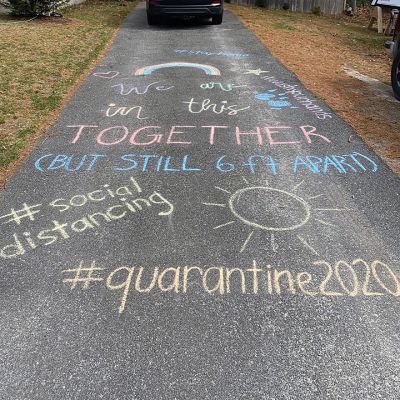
{"left": 215, "top": 186, "right": 231, "bottom": 194}
{"left": 314, "top": 218, "right": 335, "bottom": 227}
{"left": 293, "top": 180, "right": 304, "bottom": 191}
{"left": 240, "top": 231, "right": 254, "bottom": 253}
{"left": 202, "top": 202, "right": 226, "bottom": 207}
{"left": 315, "top": 208, "right": 348, "bottom": 212}
{"left": 213, "top": 221, "right": 235, "bottom": 230}
{"left": 307, "top": 194, "right": 323, "bottom": 200}
{"left": 297, "top": 235, "right": 319, "bottom": 256}
{"left": 271, "top": 233, "right": 278, "bottom": 252}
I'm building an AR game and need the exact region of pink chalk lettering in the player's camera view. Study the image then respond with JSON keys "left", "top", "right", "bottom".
{"left": 97, "top": 126, "right": 129, "bottom": 146}
{"left": 130, "top": 126, "right": 162, "bottom": 146}
{"left": 68, "top": 125, "right": 98, "bottom": 143}
{"left": 265, "top": 126, "right": 300, "bottom": 145}
{"left": 235, "top": 127, "right": 263, "bottom": 145}
{"left": 202, "top": 126, "right": 228, "bottom": 145}
{"left": 300, "top": 126, "right": 331, "bottom": 144}
{"left": 167, "top": 126, "right": 194, "bottom": 145}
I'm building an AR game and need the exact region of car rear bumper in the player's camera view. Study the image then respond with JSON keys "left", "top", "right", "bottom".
{"left": 148, "top": 4, "right": 223, "bottom": 17}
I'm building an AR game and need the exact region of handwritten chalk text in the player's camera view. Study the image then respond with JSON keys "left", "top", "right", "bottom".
{"left": 33, "top": 152, "right": 378, "bottom": 175}
{"left": 260, "top": 76, "right": 333, "bottom": 119}
{"left": 63, "top": 259, "right": 400, "bottom": 313}
{"left": 200, "top": 82, "right": 247, "bottom": 92}
{"left": 111, "top": 81, "right": 174, "bottom": 96}
{"left": 105, "top": 104, "right": 148, "bottom": 119}
{"left": 65, "top": 125, "right": 332, "bottom": 147}
{"left": 0, "top": 178, "right": 174, "bottom": 259}
{"left": 175, "top": 49, "right": 249, "bottom": 58}
{"left": 183, "top": 98, "right": 250, "bottom": 115}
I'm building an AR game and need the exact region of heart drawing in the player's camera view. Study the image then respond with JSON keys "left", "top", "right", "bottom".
{"left": 93, "top": 71, "right": 120, "bottom": 79}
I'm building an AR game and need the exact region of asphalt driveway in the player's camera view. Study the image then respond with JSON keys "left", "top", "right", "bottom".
{"left": 0, "top": 5, "right": 399, "bottom": 399}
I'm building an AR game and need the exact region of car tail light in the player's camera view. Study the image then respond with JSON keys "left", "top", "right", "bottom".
{"left": 212, "top": 0, "right": 221, "bottom": 4}
{"left": 149, "top": 0, "right": 158, "bottom": 6}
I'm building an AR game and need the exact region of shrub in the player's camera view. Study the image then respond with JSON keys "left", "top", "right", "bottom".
{"left": 255, "top": 0, "right": 266, "bottom": 7}
{"left": 282, "top": 2, "right": 289, "bottom": 10}
{"left": 311, "top": 5, "right": 321, "bottom": 15}
{"left": 0, "top": 0, "right": 70, "bottom": 16}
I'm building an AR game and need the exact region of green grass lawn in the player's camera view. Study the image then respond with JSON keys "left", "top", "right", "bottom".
{"left": 0, "top": 0, "right": 137, "bottom": 179}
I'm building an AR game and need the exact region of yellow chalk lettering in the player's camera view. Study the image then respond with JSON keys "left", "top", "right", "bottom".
{"left": 313, "top": 260, "right": 343, "bottom": 296}
{"left": 157, "top": 267, "right": 181, "bottom": 293}
{"left": 371, "top": 260, "right": 400, "bottom": 296}
{"left": 148, "top": 192, "right": 174, "bottom": 216}
{"left": 106, "top": 267, "right": 135, "bottom": 314}
{"left": 202, "top": 267, "right": 225, "bottom": 294}
{"left": 131, "top": 198, "right": 151, "bottom": 210}
{"left": 135, "top": 267, "right": 159, "bottom": 292}
{"left": 334, "top": 261, "right": 359, "bottom": 296}
{"left": 115, "top": 186, "right": 133, "bottom": 197}
{"left": 49, "top": 198, "right": 69, "bottom": 212}
{"left": 70, "top": 217, "right": 95, "bottom": 233}
{"left": 88, "top": 212, "right": 111, "bottom": 226}
{"left": 226, "top": 268, "right": 246, "bottom": 294}
{"left": 296, "top": 272, "right": 317, "bottom": 296}
{"left": 183, "top": 266, "right": 203, "bottom": 293}
{"left": 70, "top": 194, "right": 88, "bottom": 207}
{"left": 246, "top": 260, "right": 263, "bottom": 294}
{"left": 266, "top": 265, "right": 273, "bottom": 294}
{"left": 352, "top": 259, "right": 383, "bottom": 296}
{"left": 87, "top": 190, "right": 106, "bottom": 202}
{"left": 273, "top": 269, "right": 296, "bottom": 295}
{"left": 106, "top": 205, "right": 127, "bottom": 220}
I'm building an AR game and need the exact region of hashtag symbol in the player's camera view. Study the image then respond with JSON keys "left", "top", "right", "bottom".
{"left": 62, "top": 261, "right": 105, "bottom": 289}
{"left": 0, "top": 202, "right": 42, "bottom": 226}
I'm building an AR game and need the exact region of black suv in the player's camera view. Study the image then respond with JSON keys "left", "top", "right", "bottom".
{"left": 146, "top": 0, "right": 223, "bottom": 25}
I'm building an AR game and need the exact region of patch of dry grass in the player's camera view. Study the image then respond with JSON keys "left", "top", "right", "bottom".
{"left": 228, "top": 4, "right": 400, "bottom": 174}
{"left": 0, "top": 0, "right": 137, "bottom": 182}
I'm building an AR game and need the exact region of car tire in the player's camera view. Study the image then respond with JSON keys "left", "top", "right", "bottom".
{"left": 391, "top": 51, "right": 400, "bottom": 101}
{"left": 212, "top": 14, "right": 223, "bottom": 25}
{"left": 147, "top": 13, "right": 158, "bottom": 25}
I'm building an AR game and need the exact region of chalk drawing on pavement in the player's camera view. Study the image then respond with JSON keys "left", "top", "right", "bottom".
{"left": 244, "top": 69, "right": 269, "bottom": 75}
{"left": 0, "top": 177, "right": 174, "bottom": 260}
{"left": 254, "top": 90, "right": 298, "bottom": 110}
{"left": 174, "top": 49, "right": 250, "bottom": 58}
{"left": 62, "top": 258, "right": 400, "bottom": 314}
{"left": 111, "top": 82, "right": 174, "bottom": 96}
{"left": 259, "top": 75, "right": 333, "bottom": 119}
{"left": 105, "top": 104, "right": 148, "bottom": 119}
{"left": 92, "top": 71, "right": 120, "bottom": 79}
{"left": 183, "top": 98, "right": 250, "bottom": 115}
{"left": 134, "top": 62, "right": 221, "bottom": 76}
{"left": 200, "top": 82, "right": 247, "bottom": 91}
{"left": 202, "top": 179, "right": 348, "bottom": 254}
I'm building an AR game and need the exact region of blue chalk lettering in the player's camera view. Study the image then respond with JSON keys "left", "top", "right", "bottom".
{"left": 163, "top": 157, "right": 180, "bottom": 172}
{"left": 331, "top": 155, "right": 357, "bottom": 173}
{"left": 114, "top": 154, "right": 138, "bottom": 171}
{"left": 182, "top": 155, "right": 202, "bottom": 172}
{"left": 292, "top": 156, "right": 319, "bottom": 173}
{"left": 351, "top": 152, "right": 378, "bottom": 172}
{"left": 216, "top": 155, "right": 235, "bottom": 172}
{"left": 48, "top": 154, "right": 70, "bottom": 170}
{"left": 244, "top": 155, "right": 278, "bottom": 174}
{"left": 34, "top": 154, "right": 53, "bottom": 172}
{"left": 323, "top": 156, "right": 345, "bottom": 174}
{"left": 140, "top": 155, "right": 158, "bottom": 172}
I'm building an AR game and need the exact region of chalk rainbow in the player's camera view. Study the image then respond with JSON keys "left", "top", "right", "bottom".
{"left": 134, "top": 62, "right": 221, "bottom": 76}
